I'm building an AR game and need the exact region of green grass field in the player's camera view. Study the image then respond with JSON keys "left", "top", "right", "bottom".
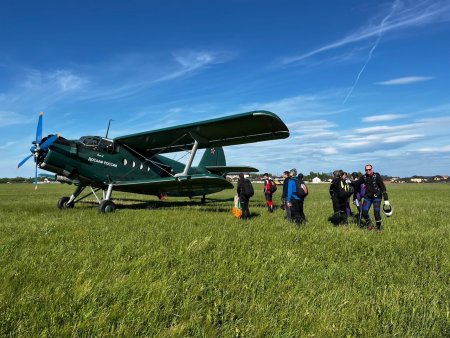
{"left": 0, "top": 183, "right": 449, "bottom": 337}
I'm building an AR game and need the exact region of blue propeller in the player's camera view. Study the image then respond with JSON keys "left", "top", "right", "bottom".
{"left": 17, "top": 112, "right": 59, "bottom": 189}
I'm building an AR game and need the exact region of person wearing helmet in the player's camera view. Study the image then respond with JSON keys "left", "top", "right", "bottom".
{"left": 329, "top": 170, "right": 344, "bottom": 224}
{"left": 296, "top": 173, "right": 308, "bottom": 223}
{"left": 351, "top": 171, "right": 366, "bottom": 226}
{"left": 353, "top": 164, "right": 390, "bottom": 231}
{"left": 329, "top": 170, "right": 353, "bottom": 225}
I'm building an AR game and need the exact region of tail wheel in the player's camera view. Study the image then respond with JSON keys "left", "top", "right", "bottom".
{"left": 57, "top": 196, "right": 74, "bottom": 209}
{"left": 99, "top": 200, "right": 116, "bottom": 213}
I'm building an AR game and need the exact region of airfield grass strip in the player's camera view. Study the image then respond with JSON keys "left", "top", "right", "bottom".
{"left": 0, "top": 183, "right": 449, "bottom": 336}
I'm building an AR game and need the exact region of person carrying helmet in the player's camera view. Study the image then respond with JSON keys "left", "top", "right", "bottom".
{"left": 353, "top": 164, "right": 389, "bottom": 231}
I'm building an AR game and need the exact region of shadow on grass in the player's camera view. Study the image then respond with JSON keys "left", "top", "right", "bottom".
{"left": 78, "top": 196, "right": 235, "bottom": 212}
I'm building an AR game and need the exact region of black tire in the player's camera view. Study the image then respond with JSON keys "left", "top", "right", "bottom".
{"left": 57, "top": 196, "right": 74, "bottom": 209}
{"left": 99, "top": 200, "right": 116, "bottom": 213}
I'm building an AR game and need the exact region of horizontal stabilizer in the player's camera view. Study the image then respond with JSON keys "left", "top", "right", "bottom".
{"left": 205, "top": 166, "right": 258, "bottom": 174}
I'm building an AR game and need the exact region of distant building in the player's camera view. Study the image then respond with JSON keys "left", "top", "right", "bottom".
{"left": 312, "top": 176, "right": 322, "bottom": 184}
{"left": 227, "top": 174, "right": 250, "bottom": 182}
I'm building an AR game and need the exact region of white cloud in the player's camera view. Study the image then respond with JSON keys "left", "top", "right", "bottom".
{"left": 415, "top": 145, "right": 450, "bottom": 153}
{"left": 281, "top": 0, "right": 450, "bottom": 65}
{"left": 376, "top": 76, "right": 434, "bottom": 85}
{"left": 239, "top": 91, "right": 351, "bottom": 120}
{"left": 383, "top": 133, "right": 424, "bottom": 143}
{"left": 51, "top": 70, "right": 87, "bottom": 91}
{"left": 0, "top": 141, "right": 17, "bottom": 150}
{"left": 0, "top": 111, "right": 32, "bottom": 127}
{"left": 354, "top": 123, "right": 421, "bottom": 134}
{"left": 362, "top": 114, "right": 407, "bottom": 122}
{"left": 81, "top": 50, "right": 235, "bottom": 102}
{"left": 157, "top": 50, "right": 235, "bottom": 82}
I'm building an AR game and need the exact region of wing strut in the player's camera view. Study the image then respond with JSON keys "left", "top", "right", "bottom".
{"left": 174, "top": 138, "right": 199, "bottom": 177}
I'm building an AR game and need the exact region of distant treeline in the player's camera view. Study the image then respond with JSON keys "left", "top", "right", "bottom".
{"left": 0, "top": 177, "right": 36, "bottom": 184}
{"left": 249, "top": 172, "right": 354, "bottom": 180}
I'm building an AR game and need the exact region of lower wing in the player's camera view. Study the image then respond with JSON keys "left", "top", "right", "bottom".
{"left": 112, "top": 175, "right": 233, "bottom": 196}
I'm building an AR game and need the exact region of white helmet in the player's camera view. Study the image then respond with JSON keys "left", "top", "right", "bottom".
{"left": 383, "top": 204, "right": 393, "bottom": 217}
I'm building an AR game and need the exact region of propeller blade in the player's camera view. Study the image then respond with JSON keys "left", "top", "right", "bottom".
{"left": 17, "top": 154, "right": 33, "bottom": 168}
{"left": 34, "top": 162, "right": 38, "bottom": 190}
{"left": 40, "top": 134, "right": 59, "bottom": 151}
{"left": 36, "top": 112, "right": 43, "bottom": 144}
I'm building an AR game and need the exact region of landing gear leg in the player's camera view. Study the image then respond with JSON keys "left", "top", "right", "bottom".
{"left": 57, "top": 185, "right": 85, "bottom": 209}
{"left": 99, "top": 184, "right": 116, "bottom": 213}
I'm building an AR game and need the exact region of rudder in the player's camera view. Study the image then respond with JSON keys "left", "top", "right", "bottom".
{"left": 199, "top": 147, "right": 226, "bottom": 168}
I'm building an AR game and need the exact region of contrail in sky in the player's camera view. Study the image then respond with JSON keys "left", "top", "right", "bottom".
{"left": 343, "top": 0, "right": 401, "bottom": 104}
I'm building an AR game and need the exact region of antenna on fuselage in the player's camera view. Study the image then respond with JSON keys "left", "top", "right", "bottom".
{"left": 105, "top": 119, "right": 114, "bottom": 138}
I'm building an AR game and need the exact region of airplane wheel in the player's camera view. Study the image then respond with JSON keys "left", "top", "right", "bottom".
{"left": 57, "top": 196, "right": 74, "bottom": 209}
{"left": 99, "top": 200, "right": 116, "bottom": 213}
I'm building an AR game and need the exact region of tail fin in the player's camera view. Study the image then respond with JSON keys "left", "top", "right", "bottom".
{"left": 199, "top": 147, "right": 226, "bottom": 168}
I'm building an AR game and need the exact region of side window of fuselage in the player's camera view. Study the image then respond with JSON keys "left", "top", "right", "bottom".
{"left": 79, "top": 137, "right": 117, "bottom": 154}
{"left": 96, "top": 139, "right": 116, "bottom": 153}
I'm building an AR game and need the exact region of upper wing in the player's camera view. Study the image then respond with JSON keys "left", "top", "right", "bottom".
{"left": 114, "top": 110, "right": 289, "bottom": 157}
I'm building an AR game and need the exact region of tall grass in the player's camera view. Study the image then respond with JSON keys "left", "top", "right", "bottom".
{"left": 0, "top": 183, "right": 449, "bottom": 336}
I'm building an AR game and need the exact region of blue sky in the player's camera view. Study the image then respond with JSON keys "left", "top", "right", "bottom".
{"left": 1, "top": 0, "right": 450, "bottom": 178}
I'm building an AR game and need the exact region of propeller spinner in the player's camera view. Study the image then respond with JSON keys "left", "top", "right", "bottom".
{"left": 17, "top": 112, "right": 59, "bottom": 189}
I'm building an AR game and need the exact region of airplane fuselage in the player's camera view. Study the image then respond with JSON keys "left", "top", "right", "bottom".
{"left": 40, "top": 135, "right": 232, "bottom": 197}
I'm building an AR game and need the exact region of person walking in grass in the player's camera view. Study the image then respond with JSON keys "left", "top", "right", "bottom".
{"left": 237, "top": 173, "right": 253, "bottom": 220}
{"left": 329, "top": 170, "right": 353, "bottom": 225}
{"left": 263, "top": 173, "right": 277, "bottom": 212}
{"left": 281, "top": 170, "right": 291, "bottom": 220}
{"left": 351, "top": 171, "right": 365, "bottom": 225}
{"left": 286, "top": 168, "right": 307, "bottom": 225}
{"left": 352, "top": 164, "right": 389, "bottom": 231}
{"left": 329, "top": 170, "right": 344, "bottom": 225}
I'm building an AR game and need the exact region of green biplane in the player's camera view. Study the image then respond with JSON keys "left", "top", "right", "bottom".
{"left": 18, "top": 111, "right": 289, "bottom": 212}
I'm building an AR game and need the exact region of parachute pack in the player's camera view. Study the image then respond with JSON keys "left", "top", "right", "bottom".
{"left": 338, "top": 179, "right": 354, "bottom": 199}
{"left": 296, "top": 180, "right": 308, "bottom": 198}
{"left": 269, "top": 180, "right": 277, "bottom": 193}
{"left": 243, "top": 179, "right": 254, "bottom": 197}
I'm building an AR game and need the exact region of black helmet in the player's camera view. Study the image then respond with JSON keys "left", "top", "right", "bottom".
{"left": 383, "top": 204, "right": 393, "bottom": 217}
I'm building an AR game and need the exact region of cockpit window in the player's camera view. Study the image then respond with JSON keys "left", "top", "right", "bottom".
{"left": 79, "top": 136, "right": 101, "bottom": 146}
{"left": 97, "top": 139, "right": 115, "bottom": 153}
{"left": 79, "top": 136, "right": 117, "bottom": 153}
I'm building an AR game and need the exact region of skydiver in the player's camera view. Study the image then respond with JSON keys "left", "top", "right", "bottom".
{"left": 237, "top": 173, "right": 253, "bottom": 220}
{"left": 353, "top": 164, "right": 389, "bottom": 231}
{"left": 286, "top": 168, "right": 306, "bottom": 225}
{"left": 351, "top": 171, "right": 365, "bottom": 225}
{"left": 263, "top": 173, "right": 277, "bottom": 212}
{"left": 281, "top": 170, "right": 291, "bottom": 220}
